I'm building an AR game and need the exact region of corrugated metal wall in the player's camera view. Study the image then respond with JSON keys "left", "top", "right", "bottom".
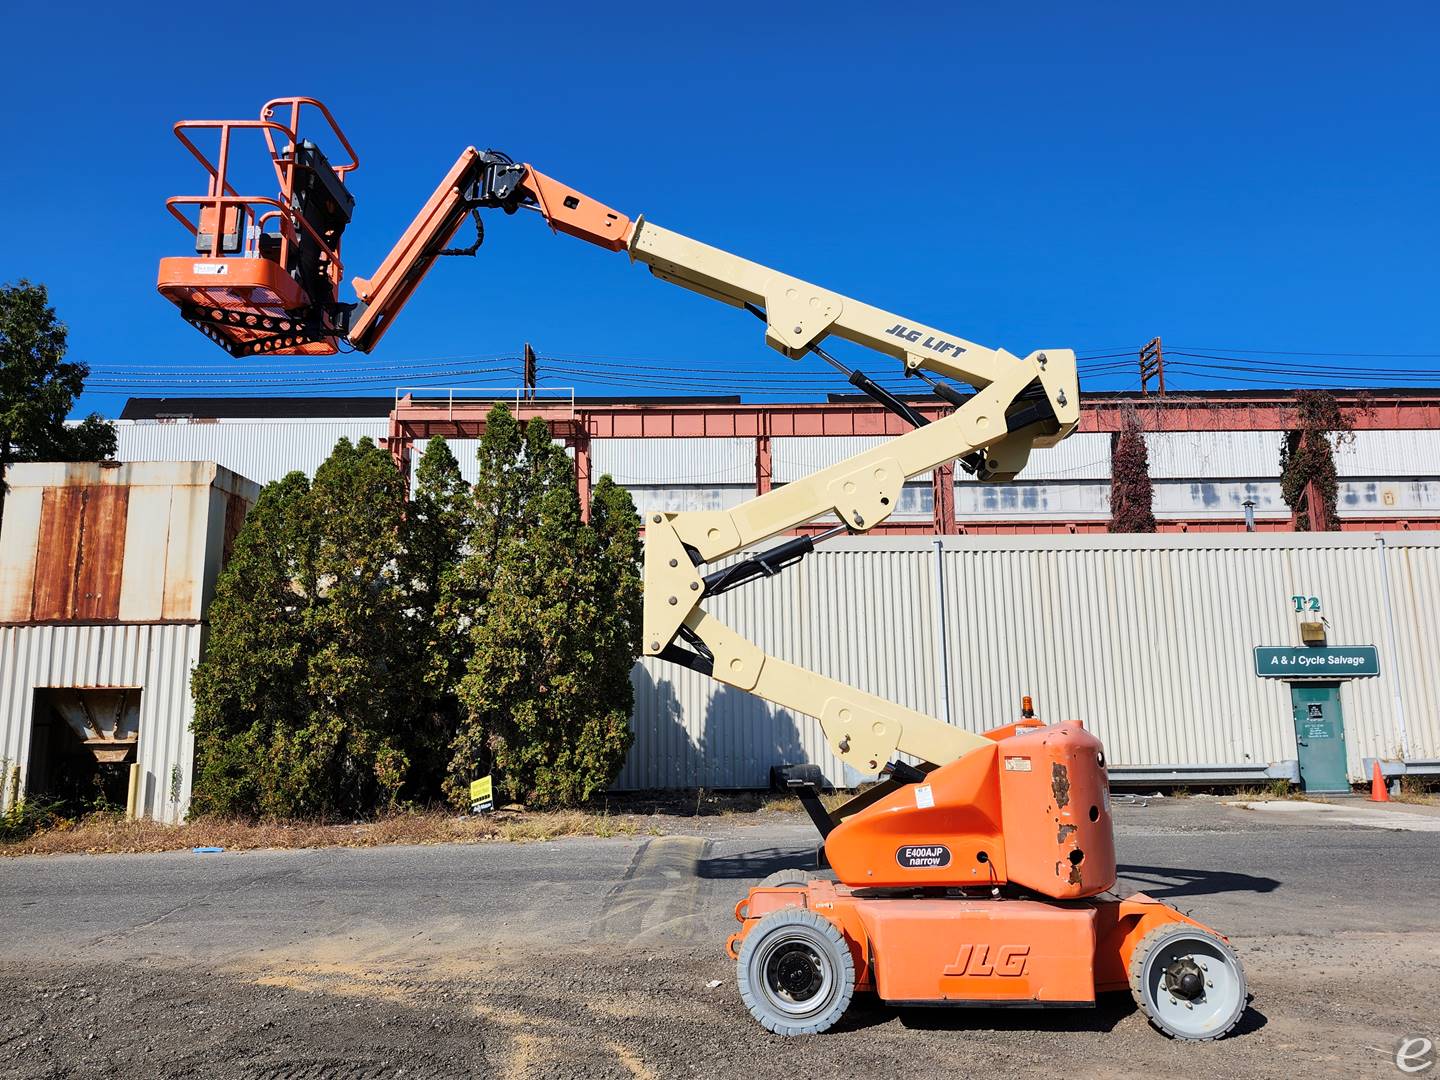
{"left": 1145, "top": 431, "right": 1280, "bottom": 478}
{"left": 113, "top": 422, "right": 1440, "bottom": 523}
{"left": 0, "top": 462, "right": 258, "bottom": 624}
{"left": 593, "top": 437, "right": 755, "bottom": 485}
{"left": 1334, "top": 430, "right": 1440, "bottom": 475}
{"left": 114, "top": 420, "right": 389, "bottom": 484}
{"left": 0, "top": 624, "right": 205, "bottom": 823}
{"left": 617, "top": 532, "right": 1440, "bottom": 788}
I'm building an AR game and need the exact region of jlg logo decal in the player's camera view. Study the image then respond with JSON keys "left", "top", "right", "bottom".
{"left": 943, "top": 944, "right": 1030, "bottom": 977}
{"left": 884, "top": 323, "right": 967, "bottom": 357}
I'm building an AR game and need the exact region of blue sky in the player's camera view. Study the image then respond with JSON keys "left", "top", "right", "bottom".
{"left": 1, "top": 1, "right": 1436, "bottom": 415}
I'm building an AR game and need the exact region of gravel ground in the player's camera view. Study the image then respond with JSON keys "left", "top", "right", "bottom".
{"left": 1, "top": 798, "right": 1436, "bottom": 1078}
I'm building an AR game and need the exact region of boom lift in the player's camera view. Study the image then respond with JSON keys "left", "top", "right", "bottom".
{"left": 158, "top": 99, "right": 1247, "bottom": 1040}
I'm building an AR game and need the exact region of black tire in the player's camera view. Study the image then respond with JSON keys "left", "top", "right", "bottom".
{"left": 736, "top": 907, "right": 855, "bottom": 1036}
{"left": 1128, "top": 923, "right": 1247, "bottom": 1040}
{"left": 756, "top": 868, "right": 816, "bottom": 889}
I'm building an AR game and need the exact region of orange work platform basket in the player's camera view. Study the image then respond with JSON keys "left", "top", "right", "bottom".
{"left": 156, "top": 97, "right": 358, "bottom": 356}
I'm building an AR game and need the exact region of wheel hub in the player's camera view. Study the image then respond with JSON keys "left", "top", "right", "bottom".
{"left": 1163, "top": 957, "right": 1205, "bottom": 1001}
{"left": 770, "top": 944, "right": 823, "bottom": 1001}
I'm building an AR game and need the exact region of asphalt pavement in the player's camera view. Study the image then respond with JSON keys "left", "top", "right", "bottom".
{"left": 1, "top": 798, "right": 1436, "bottom": 1078}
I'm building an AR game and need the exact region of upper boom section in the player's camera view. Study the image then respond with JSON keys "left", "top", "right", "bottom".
{"left": 155, "top": 99, "right": 1078, "bottom": 462}
{"left": 347, "top": 148, "right": 635, "bottom": 351}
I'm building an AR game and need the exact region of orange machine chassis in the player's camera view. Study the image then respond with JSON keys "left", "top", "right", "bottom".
{"left": 727, "top": 715, "right": 1243, "bottom": 1036}
{"left": 728, "top": 880, "right": 1212, "bottom": 1006}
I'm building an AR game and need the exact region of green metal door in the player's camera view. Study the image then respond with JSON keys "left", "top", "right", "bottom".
{"left": 1290, "top": 684, "right": 1349, "bottom": 793}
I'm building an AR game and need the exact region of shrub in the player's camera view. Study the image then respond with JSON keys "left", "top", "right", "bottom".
{"left": 446, "top": 409, "right": 641, "bottom": 808}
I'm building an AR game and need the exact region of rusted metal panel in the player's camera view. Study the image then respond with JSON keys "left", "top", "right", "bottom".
{"left": 73, "top": 487, "right": 129, "bottom": 621}
{"left": 30, "top": 487, "right": 84, "bottom": 621}
{"left": 27, "top": 485, "right": 128, "bottom": 621}
{"left": 222, "top": 491, "right": 247, "bottom": 567}
{"left": 1, "top": 461, "right": 259, "bottom": 627}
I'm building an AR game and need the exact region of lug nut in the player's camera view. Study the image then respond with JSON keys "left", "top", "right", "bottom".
{"left": 690, "top": 582, "right": 699, "bottom": 590}
{"left": 668, "top": 596, "right": 677, "bottom": 605}
{"left": 669, "top": 558, "right": 678, "bottom": 567}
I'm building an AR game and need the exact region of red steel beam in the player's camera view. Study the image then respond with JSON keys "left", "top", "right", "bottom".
{"left": 387, "top": 390, "right": 1440, "bottom": 538}
{"left": 391, "top": 390, "right": 1440, "bottom": 444}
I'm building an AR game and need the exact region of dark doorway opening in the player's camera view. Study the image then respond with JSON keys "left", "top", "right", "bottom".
{"left": 27, "top": 688, "right": 141, "bottom": 813}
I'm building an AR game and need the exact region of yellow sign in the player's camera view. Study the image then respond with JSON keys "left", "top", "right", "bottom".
{"left": 469, "top": 775, "right": 494, "bottom": 814}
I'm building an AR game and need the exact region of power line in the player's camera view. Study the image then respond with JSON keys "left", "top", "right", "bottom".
{"left": 1170, "top": 345, "right": 1440, "bottom": 359}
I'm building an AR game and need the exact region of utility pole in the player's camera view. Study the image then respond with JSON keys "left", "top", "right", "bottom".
{"left": 1139, "top": 337, "right": 1165, "bottom": 396}
{"left": 523, "top": 342, "right": 536, "bottom": 402}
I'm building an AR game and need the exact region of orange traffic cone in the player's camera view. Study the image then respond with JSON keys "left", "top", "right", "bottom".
{"left": 1369, "top": 761, "right": 1391, "bottom": 803}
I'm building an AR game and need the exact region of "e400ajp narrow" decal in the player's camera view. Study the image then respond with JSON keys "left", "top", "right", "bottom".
{"left": 896, "top": 844, "right": 951, "bottom": 869}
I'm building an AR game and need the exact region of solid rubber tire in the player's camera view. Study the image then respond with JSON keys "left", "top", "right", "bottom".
{"left": 1128, "top": 922, "right": 1247, "bottom": 1040}
{"left": 736, "top": 907, "right": 855, "bottom": 1036}
{"left": 755, "top": 868, "right": 817, "bottom": 889}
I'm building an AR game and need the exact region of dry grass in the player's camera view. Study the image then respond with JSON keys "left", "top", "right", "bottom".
{"left": 0, "top": 787, "right": 857, "bottom": 859}
{"left": 1227, "top": 779, "right": 1308, "bottom": 802}
{"left": 1395, "top": 776, "right": 1440, "bottom": 806}
{"left": 0, "top": 807, "right": 655, "bottom": 859}
{"left": 729, "top": 791, "right": 856, "bottom": 814}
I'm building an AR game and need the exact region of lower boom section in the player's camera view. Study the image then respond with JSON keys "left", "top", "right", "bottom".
{"left": 728, "top": 881, "right": 1247, "bottom": 1040}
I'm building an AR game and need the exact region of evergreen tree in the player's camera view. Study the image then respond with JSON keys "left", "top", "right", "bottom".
{"left": 190, "top": 437, "right": 416, "bottom": 818}
{"left": 1109, "top": 410, "right": 1156, "bottom": 533}
{"left": 1280, "top": 390, "right": 1351, "bottom": 531}
{"left": 189, "top": 472, "right": 313, "bottom": 816}
{"left": 0, "top": 281, "right": 115, "bottom": 528}
{"left": 400, "top": 437, "right": 473, "bottom": 798}
{"left": 579, "top": 476, "right": 644, "bottom": 791}
{"left": 446, "top": 411, "right": 640, "bottom": 808}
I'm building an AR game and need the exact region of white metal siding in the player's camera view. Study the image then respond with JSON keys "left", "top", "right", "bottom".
{"left": 412, "top": 438, "right": 481, "bottom": 487}
{"left": 0, "top": 624, "right": 205, "bottom": 823}
{"left": 114, "top": 419, "right": 389, "bottom": 485}
{"left": 1145, "top": 431, "right": 1282, "bottom": 479}
{"left": 772, "top": 436, "right": 887, "bottom": 482}
{"left": 625, "top": 485, "right": 755, "bottom": 516}
{"left": 618, "top": 532, "right": 1440, "bottom": 788}
{"left": 1152, "top": 480, "right": 1285, "bottom": 519}
{"left": 1334, "top": 430, "right": 1440, "bottom": 477}
{"left": 956, "top": 482, "right": 1111, "bottom": 520}
{"left": 592, "top": 438, "right": 755, "bottom": 485}
{"left": 953, "top": 432, "right": 1112, "bottom": 482}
